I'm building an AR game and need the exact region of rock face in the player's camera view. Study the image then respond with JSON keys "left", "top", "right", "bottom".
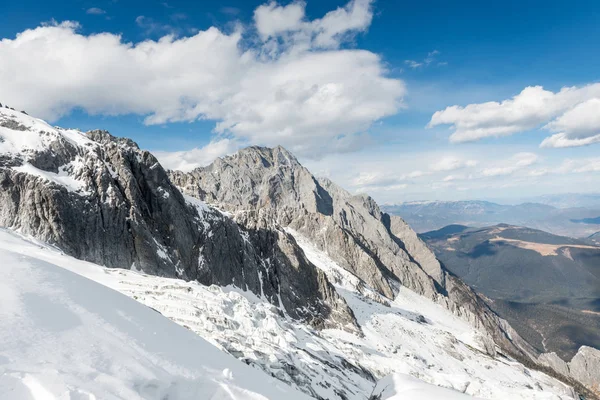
{"left": 538, "top": 347, "right": 600, "bottom": 398}
{"left": 170, "top": 146, "right": 443, "bottom": 300}
{"left": 568, "top": 346, "right": 600, "bottom": 397}
{"left": 168, "top": 146, "right": 540, "bottom": 362}
{"left": 0, "top": 108, "right": 355, "bottom": 331}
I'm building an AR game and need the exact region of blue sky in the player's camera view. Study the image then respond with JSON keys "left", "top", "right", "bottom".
{"left": 1, "top": 0, "right": 600, "bottom": 203}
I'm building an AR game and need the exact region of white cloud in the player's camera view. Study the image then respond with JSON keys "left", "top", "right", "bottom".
{"left": 557, "top": 158, "right": 600, "bottom": 174}
{"left": 404, "top": 60, "right": 422, "bottom": 69}
{"left": 253, "top": 0, "right": 373, "bottom": 49}
{"left": 540, "top": 98, "right": 600, "bottom": 148}
{"left": 352, "top": 169, "right": 426, "bottom": 188}
{"left": 0, "top": 0, "right": 404, "bottom": 158}
{"left": 430, "top": 156, "right": 477, "bottom": 172}
{"left": 153, "top": 139, "right": 239, "bottom": 172}
{"left": 254, "top": 2, "right": 305, "bottom": 39}
{"left": 404, "top": 50, "right": 444, "bottom": 69}
{"left": 442, "top": 174, "right": 467, "bottom": 182}
{"left": 540, "top": 133, "right": 600, "bottom": 148}
{"left": 481, "top": 152, "right": 538, "bottom": 177}
{"left": 86, "top": 8, "right": 106, "bottom": 15}
{"left": 303, "top": 147, "right": 600, "bottom": 204}
{"left": 135, "top": 15, "right": 177, "bottom": 35}
{"left": 429, "top": 84, "right": 600, "bottom": 146}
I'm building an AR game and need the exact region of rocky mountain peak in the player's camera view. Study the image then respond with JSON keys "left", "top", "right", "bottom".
{"left": 171, "top": 146, "right": 444, "bottom": 297}
{"left": 234, "top": 145, "right": 300, "bottom": 168}
{"left": 86, "top": 129, "right": 140, "bottom": 149}
{"left": 2, "top": 106, "right": 597, "bottom": 396}
{"left": 0, "top": 109, "right": 357, "bottom": 332}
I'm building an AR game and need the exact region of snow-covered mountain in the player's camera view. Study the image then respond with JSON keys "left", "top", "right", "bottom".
{"left": 169, "top": 146, "right": 539, "bottom": 360}
{"left": 0, "top": 106, "right": 354, "bottom": 331}
{"left": 0, "top": 229, "right": 579, "bottom": 399}
{"left": 0, "top": 105, "right": 598, "bottom": 399}
{"left": 0, "top": 228, "right": 311, "bottom": 400}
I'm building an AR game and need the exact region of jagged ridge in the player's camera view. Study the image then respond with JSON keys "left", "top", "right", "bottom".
{"left": 0, "top": 107, "right": 356, "bottom": 331}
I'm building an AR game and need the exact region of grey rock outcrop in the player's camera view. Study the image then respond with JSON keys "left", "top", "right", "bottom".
{"left": 539, "top": 352, "right": 571, "bottom": 378}
{"left": 567, "top": 347, "right": 600, "bottom": 397}
{"left": 168, "top": 146, "right": 542, "bottom": 362}
{"left": 386, "top": 214, "right": 445, "bottom": 287}
{"left": 0, "top": 110, "right": 355, "bottom": 331}
{"left": 538, "top": 347, "right": 600, "bottom": 398}
{"left": 170, "top": 146, "right": 442, "bottom": 300}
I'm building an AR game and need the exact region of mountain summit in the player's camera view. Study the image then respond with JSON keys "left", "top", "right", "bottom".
{"left": 0, "top": 106, "right": 355, "bottom": 331}
{"left": 1, "top": 106, "right": 598, "bottom": 398}
{"left": 169, "top": 145, "right": 542, "bottom": 360}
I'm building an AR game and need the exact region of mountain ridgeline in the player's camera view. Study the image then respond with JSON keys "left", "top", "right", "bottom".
{"left": 168, "top": 146, "right": 543, "bottom": 358}
{"left": 0, "top": 108, "right": 355, "bottom": 331}
{"left": 0, "top": 107, "right": 598, "bottom": 398}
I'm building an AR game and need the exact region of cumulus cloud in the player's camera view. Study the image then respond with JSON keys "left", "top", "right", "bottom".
{"left": 254, "top": 2, "right": 305, "bottom": 39}
{"left": 0, "top": 0, "right": 404, "bottom": 157}
{"left": 254, "top": 0, "right": 374, "bottom": 49}
{"left": 153, "top": 139, "right": 239, "bottom": 172}
{"left": 541, "top": 98, "right": 600, "bottom": 147}
{"left": 481, "top": 152, "right": 538, "bottom": 177}
{"left": 429, "top": 84, "right": 600, "bottom": 147}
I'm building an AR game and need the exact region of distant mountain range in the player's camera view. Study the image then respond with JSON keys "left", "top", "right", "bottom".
{"left": 521, "top": 193, "right": 600, "bottom": 209}
{"left": 421, "top": 224, "right": 600, "bottom": 361}
{"left": 383, "top": 200, "right": 600, "bottom": 238}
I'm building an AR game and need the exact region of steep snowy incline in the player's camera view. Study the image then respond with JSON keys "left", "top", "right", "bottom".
{"left": 0, "top": 230, "right": 311, "bottom": 400}
{"left": 0, "top": 229, "right": 577, "bottom": 400}
{"left": 370, "top": 373, "right": 482, "bottom": 399}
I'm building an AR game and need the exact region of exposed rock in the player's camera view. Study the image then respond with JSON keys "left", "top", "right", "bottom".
{"left": 168, "top": 145, "right": 541, "bottom": 364}
{"left": 0, "top": 108, "right": 355, "bottom": 331}
{"left": 170, "top": 146, "right": 441, "bottom": 301}
{"left": 568, "top": 346, "right": 600, "bottom": 397}
{"left": 1, "top": 107, "right": 593, "bottom": 396}
{"left": 386, "top": 214, "right": 445, "bottom": 287}
{"left": 539, "top": 352, "right": 570, "bottom": 377}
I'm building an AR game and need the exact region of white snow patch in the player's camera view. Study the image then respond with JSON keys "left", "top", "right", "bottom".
{"left": 0, "top": 228, "right": 577, "bottom": 400}
{"left": 184, "top": 194, "right": 208, "bottom": 212}
{"left": 13, "top": 162, "right": 88, "bottom": 194}
{"left": 372, "top": 373, "right": 481, "bottom": 399}
{"left": 0, "top": 228, "right": 310, "bottom": 400}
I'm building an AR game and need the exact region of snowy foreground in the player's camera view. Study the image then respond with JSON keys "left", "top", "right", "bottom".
{"left": 0, "top": 230, "right": 310, "bottom": 400}
{"left": 0, "top": 229, "right": 576, "bottom": 399}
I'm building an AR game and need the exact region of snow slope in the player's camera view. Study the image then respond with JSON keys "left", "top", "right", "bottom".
{"left": 0, "top": 107, "right": 92, "bottom": 155}
{"left": 372, "top": 374, "right": 482, "bottom": 400}
{"left": 0, "top": 230, "right": 310, "bottom": 400}
{"left": 0, "top": 228, "right": 576, "bottom": 400}
{"left": 0, "top": 107, "right": 97, "bottom": 195}
{"left": 371, "top": 373, "right": 482, "bottom": 399}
